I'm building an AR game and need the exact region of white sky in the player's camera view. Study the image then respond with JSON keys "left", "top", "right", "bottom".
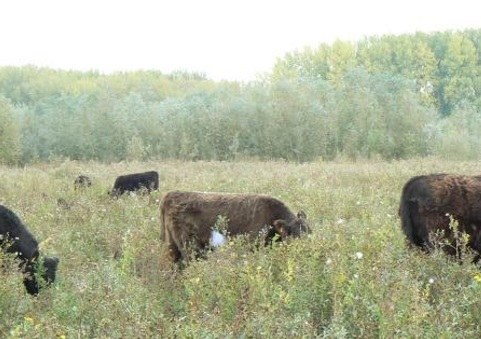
{"left": 0, "top": 0, "right": 479, "bottom": 82}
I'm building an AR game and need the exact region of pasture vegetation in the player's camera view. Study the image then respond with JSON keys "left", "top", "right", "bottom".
{"left": 1, "top": 158, "right": 481, "bottom": 338}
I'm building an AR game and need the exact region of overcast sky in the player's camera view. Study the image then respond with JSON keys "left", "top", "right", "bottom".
{"left": 0, "top": 0, "right": 479, "bottom": 81}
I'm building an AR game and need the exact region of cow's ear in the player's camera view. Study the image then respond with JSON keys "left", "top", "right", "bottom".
{"left": 273, "top": 219, "right": 288, "bottom": 238}
{"left": 297, "top": 210, "right": 307, "bottom": 219}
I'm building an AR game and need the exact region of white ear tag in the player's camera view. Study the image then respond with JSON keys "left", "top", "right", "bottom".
{"left": 210, "top": 230, "right": 227, "bottom": 247}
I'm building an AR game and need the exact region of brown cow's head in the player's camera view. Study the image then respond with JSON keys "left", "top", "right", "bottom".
{"left": 265, "top": 211, "right": 311, "bottom": 246}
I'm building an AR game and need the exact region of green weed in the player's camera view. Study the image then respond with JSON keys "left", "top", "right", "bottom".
{"left": 1, "top": 158, "right": 481, "bottom": 337}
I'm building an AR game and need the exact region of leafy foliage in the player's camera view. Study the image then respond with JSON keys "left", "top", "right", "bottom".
{"left": 273, "top": 29, "right": 481, "bottom": 116}
{"left": 0, "top": 95, "right": 21, "bottom": 165}
{"left": 0, "top": 28, "right": 481, "bottom": 163}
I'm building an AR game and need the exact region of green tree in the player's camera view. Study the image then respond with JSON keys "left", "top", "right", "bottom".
{"left": 271, "top": 45, "right": 331, "bottom": 81}
{"left": 336, "top": 69, "right": 435, "bottom": 159}
{"left": 357, "top": 36, "right": 394, "bottom": 74}
{"left": 440, "top": 33, "right": 478, "bottom": 114}
{"left": 0, "top": 96, "right": 22, "bottom": 164}
{"left": 433, "top": 103, "right": 481, "bottom": 159}
{"left": 326, "top": 40, "right": 357, "bottom": 83}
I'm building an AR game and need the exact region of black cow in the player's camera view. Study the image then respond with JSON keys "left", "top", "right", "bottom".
{"left": 109, "top": 171, "right": 159, "bottom": 197}
{"left": 0, "top": 205, "right": 59, "bottom": 295}
{"left": 74, "top": 175, "right": 92, "bottom": 190}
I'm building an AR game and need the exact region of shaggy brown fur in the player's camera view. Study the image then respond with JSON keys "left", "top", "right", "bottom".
{"left": 160, "top": 191, "right": 311, "bottom": 264}
{"left": 399, "top": 174, "right": 481, "bottom": 259}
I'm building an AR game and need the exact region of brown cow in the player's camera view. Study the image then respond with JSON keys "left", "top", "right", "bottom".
{"left": 160, "top": 191, "right": 311, "bottom": 264}
{"left": 399, "top": 174, "right": 481, "bottom": 260}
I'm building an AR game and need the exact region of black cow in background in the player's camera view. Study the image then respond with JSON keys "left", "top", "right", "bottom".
{"left": 109, "top": 171, "right": 159, "bottom": 197}
{"left": 0, "top": 205, "right": 59, "bottom": 296}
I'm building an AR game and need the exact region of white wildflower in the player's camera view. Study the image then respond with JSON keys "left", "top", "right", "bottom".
{"left": 355, "top": 252, "right": 363, "bottom": 260}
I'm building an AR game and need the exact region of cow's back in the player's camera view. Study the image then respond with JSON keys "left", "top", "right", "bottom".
{"left": 405, "top": 174, "right": 481, "bottom": 218}
{"left": 0, "top": 205, "right": 39, "bottom": 260}
{"left": 113, "top": 171, "right": 159, "bottom": 195}
{"left": 163, "top": 191, "right": 294, "bottom": 236}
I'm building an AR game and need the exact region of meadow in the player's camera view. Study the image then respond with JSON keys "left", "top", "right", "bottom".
{"left": 1, "top": 158, "right": 481, "bottom": 338}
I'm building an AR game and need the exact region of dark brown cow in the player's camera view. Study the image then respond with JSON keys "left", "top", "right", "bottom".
{"left": 0, "top": 205, "right": 59, "bottom": 295}
{"left": 160, "top": 191, "right": 311, "bottom": 264}
{"left": 399, "top": 174, "right": 481, "bottom": 260}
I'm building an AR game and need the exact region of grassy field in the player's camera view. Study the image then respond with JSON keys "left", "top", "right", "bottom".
{"left": 1, "top": 158, "right": 481, "bottom": 338}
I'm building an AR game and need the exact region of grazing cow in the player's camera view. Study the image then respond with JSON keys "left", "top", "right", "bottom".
{"left": 160, "top": 191, "right": 311, "bottom": 264}
{"left": 0, "top": 205, "right": 59, "bottom": 295}
{"left": 74, "top": 175, "right": 92, "bottom": 190}
{"left": 109, "top": 171, "right": 159, "bottom": 197}
{"left": 399, "top": 174, "right": 481, "bottom": 260}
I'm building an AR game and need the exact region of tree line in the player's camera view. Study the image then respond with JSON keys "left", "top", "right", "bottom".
{"left": 0, "top": 28, "right": 480, "bottom": 164}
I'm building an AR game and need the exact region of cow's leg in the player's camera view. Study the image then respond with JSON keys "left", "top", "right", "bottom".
{"left": 468, "top": 223, "right": 481, "bottom": 264}
{"left": 420, "top": 212, "right": 450, "bottom": 252}
{"left": 168, "top": 243, "right": 182, "bottom": 263}
{"left": 164, "top": 227, "right": 183, "bottom": 263}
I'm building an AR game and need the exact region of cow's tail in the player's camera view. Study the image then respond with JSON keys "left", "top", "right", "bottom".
{"left": 399, "top": 178, "right": 424, "bottom": 248}
{"left": 399, "top": 194, "right": 415, "bottom": 245}
{"left": 160, "top": 197, "right": 166, "bottom": 242}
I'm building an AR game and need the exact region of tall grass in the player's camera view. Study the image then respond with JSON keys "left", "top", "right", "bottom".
{"left": 1, "top": 158, "right": 481, "bottom": 337}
